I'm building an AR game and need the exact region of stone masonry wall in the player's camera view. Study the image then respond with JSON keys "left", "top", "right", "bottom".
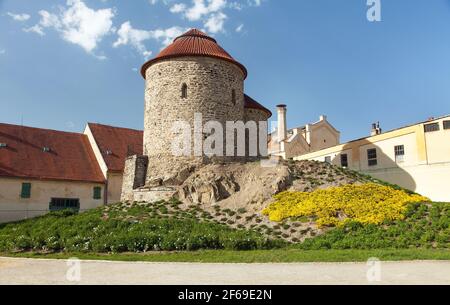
{"left": 143, "top": 56, "right": 246, "bottom": 184}
{"left": 244, "top": 108, "right": 271, "bottom": 157}
{"left": 120, "top": 155, "right": 148, "bottom": 202}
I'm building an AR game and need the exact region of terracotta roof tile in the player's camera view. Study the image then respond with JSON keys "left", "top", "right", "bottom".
{"left": 244, "top": 94, "right": 272, "bottom": 118}
{"left": 0, "top": 123, "right": 105, "bottom": 183}
{"left": 88, "top": 123, "right": 143, "bottom": 172}
{"left": 141, "top": 29, "right": 247, "bottom": 79}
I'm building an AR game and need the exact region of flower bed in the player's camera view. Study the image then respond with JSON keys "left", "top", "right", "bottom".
{"left": 262, "top": 183, "right": 430, "bottom": 227}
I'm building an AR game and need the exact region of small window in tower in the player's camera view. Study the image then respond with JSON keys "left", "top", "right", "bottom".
{"left": 181, "top": 83, "right": 188, "bottom": 99}
{"left": 232, "top": 89, "right": 236, "bottom": 105}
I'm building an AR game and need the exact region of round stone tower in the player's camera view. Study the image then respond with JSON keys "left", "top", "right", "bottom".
{"left": 140, "top": 29, "right": 270, "bottom": 185}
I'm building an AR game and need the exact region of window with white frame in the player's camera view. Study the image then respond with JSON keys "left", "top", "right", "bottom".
{"left": 367, "top": 149, "right": 377, "bottom": 167}
{"left": 394, "top": 145, "right": 405, "bottom": 163}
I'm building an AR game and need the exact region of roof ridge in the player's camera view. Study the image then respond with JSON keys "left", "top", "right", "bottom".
{"left": 87, "top": 122, "right": 143, "bottom": 133}
{"left": 0, "top": 122, "right": 83, "bottom": 136}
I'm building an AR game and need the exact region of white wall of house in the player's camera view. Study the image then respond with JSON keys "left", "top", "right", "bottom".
{"left": 269, "top": 116, "right": 341, "bottom": 159}
{"left": 0, "top": 178, "right": 105, "bottom": 223}
{"left": 83, "top": 124, "right": 123, "bottom": 204}
{"left": 83, "top": 125, "right": 108, "bottom": 178}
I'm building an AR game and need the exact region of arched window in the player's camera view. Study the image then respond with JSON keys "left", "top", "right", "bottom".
{"left": 181, "top": 83, "right": 188, "bottom": 99}
{"left": 231, "top": 89, "right": 236, "bottom": 105}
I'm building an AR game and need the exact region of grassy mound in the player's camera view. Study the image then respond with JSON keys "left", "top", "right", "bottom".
{"left": 0, "top": 201, "right": 284, "bottom": 253}
{"left": 297, "top": 203, "right": 450, "bottom": 250}
{"left": 263, "top": 183, "right": 429, "bottom": 227}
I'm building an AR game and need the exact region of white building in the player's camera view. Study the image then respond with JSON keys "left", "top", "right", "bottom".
{"left": 268, "top": 104, "right": 340, "bottom": 159}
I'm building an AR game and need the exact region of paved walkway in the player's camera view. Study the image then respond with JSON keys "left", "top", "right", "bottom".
{"left": 0, "top": 257, "right": 449, "bottom": 285}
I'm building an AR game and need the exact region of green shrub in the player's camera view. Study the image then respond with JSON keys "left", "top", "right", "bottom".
{"left": 297, "top": 203, "right": 450, "bottom": 250}
{"left": 0, "top": 203, "right": 284, "bottom": 254}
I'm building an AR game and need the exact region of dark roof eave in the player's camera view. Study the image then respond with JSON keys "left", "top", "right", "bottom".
{"left": 0, "top": 174, "right": 106, "bottom": 185}
{"left": 141, "top": 54, "right": 248, "bottom": 80}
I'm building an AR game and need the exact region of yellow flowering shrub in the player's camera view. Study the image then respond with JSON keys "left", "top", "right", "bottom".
{"left": 262, "top": 184, "right": 430, "bottom": 227}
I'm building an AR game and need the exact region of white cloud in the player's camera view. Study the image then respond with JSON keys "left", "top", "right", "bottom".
{"left": 204, "top": 12, "right": 227, "bottom": 33}
{"left": 23, "top": 24, "right": 45, "bottom": 36}
{"left": 7, "top": 12, "right": 31, "bottom": 22}
{"left": 25, "top": 0, "right": 115, "bottom": 55}
{"left": 170, "top": 3, "right": 187, "bottom": 13}
{"left": 113, "top": 21, "right": 186, "bottom": 58}
{"left": 0, "top": 49, "right": 6, "bottom": 55}
{"left": 236, "top": 23, "right": 244, "bottom": 33}
{"left": 168, "top": 0, "right": 264, "bottom": 34}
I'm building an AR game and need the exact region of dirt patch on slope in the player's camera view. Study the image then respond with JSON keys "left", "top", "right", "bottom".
{"left": 173, "top": 160, "right": 372, "bottom": 242}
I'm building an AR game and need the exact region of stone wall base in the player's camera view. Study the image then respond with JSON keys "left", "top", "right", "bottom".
{"left": 128, "top": 187, "right": 178, "bottom": 203}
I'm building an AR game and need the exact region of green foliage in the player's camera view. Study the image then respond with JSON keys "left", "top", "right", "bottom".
{"left": 297, "top": 203, "right": 450, "bottom": 250}
{"left": 0, "top": 206, "right": 284, "bottom": 254}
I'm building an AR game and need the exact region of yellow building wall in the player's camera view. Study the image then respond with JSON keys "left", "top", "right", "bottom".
{"left": 0, "top": 178, "right": 105, "bottom": 223}
{"left": 425, "top": 126, "right": 450, "bottom": 164}
{"left": 295, "top": 117, "right": 450, "bottom": 202}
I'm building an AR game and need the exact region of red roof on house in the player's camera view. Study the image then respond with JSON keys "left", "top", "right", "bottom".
{"left": 87, "top": 123, "right": 143, "bottom": 172}
{"left": 244, "top": 94, "right": 272, "bottom": 118}
{"left": 141, "top": 29, "right": 247, "bottom": 79}
{"left": 0, "top": 123, "right": 105, "bottom": 183}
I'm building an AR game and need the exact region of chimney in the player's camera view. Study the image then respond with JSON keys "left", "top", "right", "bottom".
{"left": 320, "top": 115, "right": 327, "bottom": 122}
{"left": 305, "top": 124, "right": 312, "bottom": 145}
{"left": 371, "top": 122, "right": 382, "bottom": 136}
{"left": 277, "top": 104, "right": 287, "bottom": 142}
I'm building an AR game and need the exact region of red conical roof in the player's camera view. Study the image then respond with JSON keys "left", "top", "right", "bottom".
{"left": 141, "top": 29, "right": 247, "bottom": 79}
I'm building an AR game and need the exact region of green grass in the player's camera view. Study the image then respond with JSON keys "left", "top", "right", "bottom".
{"left": 2, "top": 249, "right": 450, "bottom": 263}
{"left": 297, "top": 203, "right": 450, "bottom": 250}
{"left": 0, "top": 205, "right": 284, "bottom": 253}
{"left": 0, "top": 199, "right": 448, "bottom": 262}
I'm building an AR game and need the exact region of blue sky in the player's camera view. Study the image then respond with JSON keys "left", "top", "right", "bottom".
{"left": 1, "top": 0, "right": 450, "bottom": 142}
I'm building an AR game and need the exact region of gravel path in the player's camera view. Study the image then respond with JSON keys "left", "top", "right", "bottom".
{"left": 0, "top": 257, "right": 449, "bottom": 285}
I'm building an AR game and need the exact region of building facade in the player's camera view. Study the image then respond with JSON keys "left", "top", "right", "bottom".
{"left": 84, "top": 123, "right": 143, "bottom": 204}
{"left": 268, "top": 104, "right": 340, "bottom": 159}
{"left": 0, "top": 124, "right": 106, "bottom": 223}
{"left": 295, "top": 116, "right": 450, "bottom": 202}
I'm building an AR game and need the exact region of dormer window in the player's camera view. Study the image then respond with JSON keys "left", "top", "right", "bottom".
{"left": 0, "top": 143, "right": 7, "bottom": 148}
{"left": 105, "top": 149, "right": 113, "bottom": 156}
{"left": 181, "top": 83, "right": 188, "bottom": 99}
{"left": 43, "top": 147, "right": 51, "bottom": 153}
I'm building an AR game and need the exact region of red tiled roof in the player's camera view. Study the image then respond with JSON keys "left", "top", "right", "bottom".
{"left": 141, "top": 29, "right": 247, "bottom": 79}
{"left": 0, "top": 123, "right": 105, "bottom": 183}
{"left": 244, "top": 94, "right": 272, "bottom": 118}
{"left": 87, "top": 123, "right": 143, "bottom": 172}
